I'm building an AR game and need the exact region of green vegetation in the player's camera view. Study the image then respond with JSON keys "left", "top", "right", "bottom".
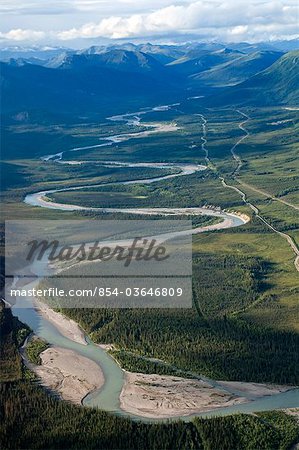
{"left": 193, "top": 253, "right": 265, "bottom": 317}
{"left": 0, "top": 300, "right": 30, "bottom": 382}
{"left": 110, "top": 349, "right": 196, "bottom": 378}
{"left": 0, "top": 381, "right": 200, "bottom": 450}
{"left": 2, "top": 381, "right": 298, "bottom": 450}
{"left": 25, "top": 337, "right": 49, "bottom": 365}
{"left": 1, "top": 89, "right": 299, "bottom": 449}
{"left": 19, "top": 104, "right": 298, "bottom": 385}
{"left": 41, "top": 237, "right": 298, "bottom": 384}
{"left": 193, "top": 107, "right": 299, "bottom": 333}
{"left": 2, "top": 301, "right": 298, "bottom": 450}
{"left": 257, "top": 411, "right": 299, "bottom": 450}
{"left": 50, "top": 171, "right": 243, "bottom": 209}
{"left": 207, "top": 50, "right": 299, "bottom": 106}
{"left": 194, "top": 412, "right": 299, "bottom": 450}
{"left": 59, "top": 305, "right": 299, "bottom": 384}
{"left": 193, "top": 50, "right": 283, "bottom": 87}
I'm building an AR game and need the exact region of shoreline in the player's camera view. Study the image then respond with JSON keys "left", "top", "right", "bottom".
{"left": 20, "top": 333, "right": 105, "bottom": 405}
{"left": 119, "top": 371, "right": 248, "bottom": 419}
{"left": 31, "top": 345, "right": 105, "bottom": 404}
{"left": 119, "top": 371, "right": 293, "bottom": 419}
{"left": 34, "top": 299, "right": 87, "bottom": 346}
{"left": 217, "top": 381, "right": 292, "bottom": 399}
{"left": 29, "top": 302, "right": 295, "bottom": 419}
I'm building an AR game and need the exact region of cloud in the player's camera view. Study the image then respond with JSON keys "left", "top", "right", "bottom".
{"left": 0, "top": 0, "right": 298, "bottom": 43}
{"left": 230, "top": 26, "right": 248, "bottom": 36}
{"left": 0, "top": 28, "right": 46, "bottom": 41}
{"left": 58, "top": 1, "right": 298, "bottom": 40}
{"left": 56, "top": 0, "right": 299, "bottom": 41}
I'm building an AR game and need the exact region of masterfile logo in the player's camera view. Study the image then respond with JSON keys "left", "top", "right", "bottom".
{"left": 26, "top": 237, "right": 169, "bottom": 267}
{"left": 5, "top": 219, "right": 192, "bottom": 308}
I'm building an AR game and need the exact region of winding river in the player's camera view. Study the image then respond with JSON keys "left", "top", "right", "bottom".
{"left": 11, "top": 103, "right": 299, "bottom": 420}
{"left": 24, "top": 104, "right": 245, "bottom": 229}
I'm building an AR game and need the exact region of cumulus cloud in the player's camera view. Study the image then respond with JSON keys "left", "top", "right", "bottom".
{"left": 56, "top": 0, "right": 299, "bottom": 41}
{"left": 0, "top": 0, "right": 298, "bottom": 43}
{"left": 0, "top": 28, "right": 46, "bottom": 41}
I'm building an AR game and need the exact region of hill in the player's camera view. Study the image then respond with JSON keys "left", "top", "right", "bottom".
{"left": 167, "top": 47, "right": 242, "bottom": 76}
{"left": 0, "top": 59, "right": 177, "bottom": 116}
{"left": 191, "top": 51, "right": 283, "bottom": 87}
{"left": 56, "top": 49, "right": 166, "bottom": 74}
{"left": 206, "top": 50, "right": 299, "bottom": 106}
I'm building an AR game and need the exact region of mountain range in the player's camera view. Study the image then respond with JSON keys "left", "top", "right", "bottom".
{"left": 1, "top": 42, "right": 298, "bottom": 118}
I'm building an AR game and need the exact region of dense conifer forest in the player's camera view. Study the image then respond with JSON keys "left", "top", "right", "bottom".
{"left": 1, "top": 301, "right": 299, "bottom": 450}
{"left": 53, "top": 253, "right": 299, "bottom": 384}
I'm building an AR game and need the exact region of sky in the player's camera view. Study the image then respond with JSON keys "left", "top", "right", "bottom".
{"left": 0, "top": 0, "right": 298, "bottom": 47}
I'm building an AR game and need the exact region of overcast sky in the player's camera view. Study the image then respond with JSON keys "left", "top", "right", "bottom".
{"left": 0, "top": 0, "right": 298, "bottom": 46}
